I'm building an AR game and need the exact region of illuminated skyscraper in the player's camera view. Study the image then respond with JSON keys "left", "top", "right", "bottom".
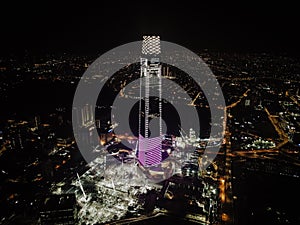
{"left": 138, "top": 36, "right": 163, "bottom": 167}
{"left": 73, "top": 104, "right": 96, "bottom": 147}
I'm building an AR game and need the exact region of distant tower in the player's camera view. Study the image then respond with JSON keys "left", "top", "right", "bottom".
{"left": 74, "top": 104, "right": 96, "bottom": 147}
{"left": 81, "top": 104, "right": 94, "bottom": 127}
{"left": 138, "top": 36, "right": 163, "bottom": 167}
{"left": 245, "top": 99, "right": 250, "bottom": 107}
{"left": 34, "top": 115, "right": 40, "bottom": 130}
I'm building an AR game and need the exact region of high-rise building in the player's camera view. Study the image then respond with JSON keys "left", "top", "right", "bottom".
{"left": 138, "top": 36, "right": 163, "bottom": 167}
{"left": 73, "top": 104, "right": 97, "bottom": 147}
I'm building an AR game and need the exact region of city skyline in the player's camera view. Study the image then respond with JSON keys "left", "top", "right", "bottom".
{"left": 0, "top": 2, "right": 300, "bottom": 225}
{"left": 1, "top": 45, "right": 299, "bottom": 224}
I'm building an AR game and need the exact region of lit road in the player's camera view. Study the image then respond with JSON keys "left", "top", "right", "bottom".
{"left": 226, "top": 89, "right": 250, "bottom": 109}
{"left": 220, "top": 129, "right": 234, "bottom": 224}
{"left": 264, "top": 107, "right": 289, "bottom": 149}
{"left": 286, "top": 91, "right": 300, "bottom": 108}
{"left": 189, "top": 91, "right": 202, "bottom": 106}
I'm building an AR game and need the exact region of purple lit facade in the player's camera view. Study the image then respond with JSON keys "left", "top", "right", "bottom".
{"left": 138, "top": 135, "right": 162, "bottom": 167}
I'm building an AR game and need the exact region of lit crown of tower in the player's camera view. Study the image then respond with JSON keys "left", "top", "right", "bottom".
{"left": 142, "top": 36, "right": 161, "bottom": 55}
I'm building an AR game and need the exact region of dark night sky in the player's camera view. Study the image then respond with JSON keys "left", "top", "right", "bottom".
{"left": 0, "top": 1, "right": 299, "bottom": 55}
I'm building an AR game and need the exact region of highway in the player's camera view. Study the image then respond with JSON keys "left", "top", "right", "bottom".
{"left": 226, "top": 89, "right": 250, "bottom": 109}
{"left": 264, "top": 107, "right": 289, "bottom": 149}
{"left": 220, "top": 129, "right": 234, "bottom": 224}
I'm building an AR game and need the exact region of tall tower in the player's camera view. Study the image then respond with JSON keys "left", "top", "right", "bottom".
{"left": 73, "top": 104, "right": 96, "bottom": 147}
{"left": 138, "top": 36, "right": 163, "bottom": 167}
